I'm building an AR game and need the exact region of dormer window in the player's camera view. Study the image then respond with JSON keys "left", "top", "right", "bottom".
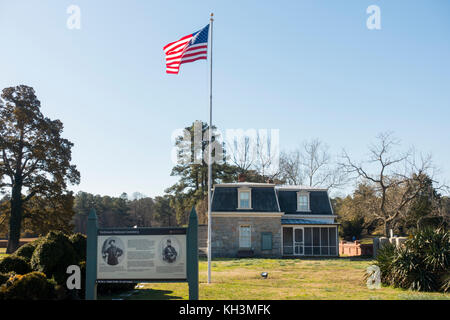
{"left": 297, "top": 192, "right": 310, "bottom": 212}
{"left": 238, "top": 188, "right": 252, "bottom": 209}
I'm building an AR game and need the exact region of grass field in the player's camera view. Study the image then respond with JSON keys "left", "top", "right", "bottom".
{"left": 101, "top": 257, "right": 450, "bottom": 300}
{"left": 0, "top": 248, "right": 6, "bottom": 258}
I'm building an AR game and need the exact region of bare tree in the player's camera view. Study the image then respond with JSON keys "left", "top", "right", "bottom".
{"left": 438, "top": 197, "right": 450, "bottom": 227}
{"left": 341, "top": 132, "right": 442, "bottom": 236}
{"left": 301, "top": 139, "right": 330, "bottom": 186}
{"left": 228, "top": 135, "right": 255, "bottom": 174}
{"left": 254, "top": 131, "right": 280, "bottom": 180}
{"left": 279, "top": 150, "right": 303, "bottom": 185}
{"left": 279, "top": 138, "right": 346, "bottom": 190}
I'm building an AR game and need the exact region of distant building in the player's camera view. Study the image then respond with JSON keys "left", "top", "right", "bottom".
{"left": 210, "top": 182, "right": 339, "bottom": 258}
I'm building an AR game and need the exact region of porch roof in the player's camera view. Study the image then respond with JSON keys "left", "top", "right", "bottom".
{"left": 281, "top": 218, "right": 339, "bottom": 225}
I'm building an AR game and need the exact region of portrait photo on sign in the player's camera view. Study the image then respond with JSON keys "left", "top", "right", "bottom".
{"left": 159, "top": 237, "right": 181, "bottom": 264}
{"left": 101, "top": 236, "right": 125, "bottom": 266}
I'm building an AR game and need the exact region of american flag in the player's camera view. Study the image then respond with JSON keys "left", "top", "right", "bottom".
{"left": 164, "top": 25, "right": 209, "bottom": 74}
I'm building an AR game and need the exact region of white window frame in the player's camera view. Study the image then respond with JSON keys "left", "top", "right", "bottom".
{"left": 296, "top": 191, "right": 310, "bottom": 212}
{"left": 239, "top": 225, "right": 252, "bottom": 248}
{"left": 237, "top": 188, "right": 252, "bottom": 209}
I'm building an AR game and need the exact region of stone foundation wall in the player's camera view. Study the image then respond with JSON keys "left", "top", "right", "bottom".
{"left": 211, "top": 215, "right": 281, "bottom": 258}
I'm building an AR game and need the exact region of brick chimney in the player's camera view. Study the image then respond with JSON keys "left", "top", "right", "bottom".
{"left": 238, "top": 173, "right": 246, "bottom": 182}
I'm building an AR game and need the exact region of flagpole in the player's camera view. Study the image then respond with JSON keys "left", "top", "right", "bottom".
{"left": 207, "top": 12, "right": 214, "bottom": 284}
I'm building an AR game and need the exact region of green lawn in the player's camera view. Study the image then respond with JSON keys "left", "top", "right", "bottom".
{"left": 101, "top": 257, "right": 450, "bottom": 300}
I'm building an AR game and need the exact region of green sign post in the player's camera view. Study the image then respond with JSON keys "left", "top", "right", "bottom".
{"left": 186, "top": 207, "right": 198, "bottom": 300}
{"left": 85, "top": 207, "right": 199, "bottom": 300}
{"left": 85, "top": 208, "right": 98, "bottom": 300}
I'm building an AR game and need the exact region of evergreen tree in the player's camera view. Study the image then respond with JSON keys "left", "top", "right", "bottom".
{"left": 165, "top": 121, "right": 237, "bottom": 223}
{"left": 153, "top": 195, "right": 176, "bottom": 227}
{"left": 0, "top": 85, "right": 80, "bottom": 252}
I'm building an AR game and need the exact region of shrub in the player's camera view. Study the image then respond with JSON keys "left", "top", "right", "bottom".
{"left": 0, "top": 256, "right": 32, "bottom": 275}
{"left": 13, "top": 239, "right": 43, "bottom": 262}
{"left": 374, "top": 242, "right": 396, "bottom": 285}
{"left": 390, "top": 245, "right": 432, "bottom": 291}
{"left": 340, "top": 217, "right": 364, "bottom": 241}
{"left": 441, "top": 272, "right": 450, "bottom": 293}
{"left": 69, "top": 233, "right": 87, "bottom": 263}
{"left": 30, "top": 231, "right": 78, "bottom": 285}
{"left": 375, "top": 227, "right": 449, "bottom": 292}
{"left": 0, "top": 272, "right": 56, "bottom": 300}
{"left": 0, "top": 273, "right": 14, "bottom": 286}
{"left": 407, "top": 227, "right": 449, "bottom": 272}
{"left": 13, "top": 243, "right": 36, "bottom": 262}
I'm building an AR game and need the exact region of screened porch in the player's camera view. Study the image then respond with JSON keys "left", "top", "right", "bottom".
{"left": 282, "top": 225, "right": 338, "bottom": 256}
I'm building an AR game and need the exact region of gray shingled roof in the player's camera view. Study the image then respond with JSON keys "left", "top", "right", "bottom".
{"left": 276, "top": 190, "right": 333, "bottom": 215}
{"left": 211, "top": 186, "right": 280, "bottom": 212}
{"left": 211, "top": 183, "right": 333, "bottom": 215}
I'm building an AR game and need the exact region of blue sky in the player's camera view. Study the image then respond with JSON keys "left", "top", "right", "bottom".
{"left": 0, "top": 0, "right": 449, "bottom": 198}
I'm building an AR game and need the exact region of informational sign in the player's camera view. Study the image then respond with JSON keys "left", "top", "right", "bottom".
{"left": 96, "top": 228, "right": 187, "bottom": 282}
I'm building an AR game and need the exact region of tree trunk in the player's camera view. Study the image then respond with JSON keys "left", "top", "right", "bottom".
{"left": 384, "top": 220, "right": 391, "bottom": 238}
{"left": 6, "top": 183, "right": 23, "bottom": 253}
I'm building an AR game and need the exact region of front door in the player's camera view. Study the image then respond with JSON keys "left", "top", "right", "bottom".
{"left": 294, "top": 228, "right": 304, "bottom": 255}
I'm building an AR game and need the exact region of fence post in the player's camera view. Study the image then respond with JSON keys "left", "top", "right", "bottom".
{"left": 187, "top": 207, "right": 199, "bottom": 300}
{"left": 85, "top": 208, "right": 98, "bottom": 300}
{"left": 373, "top": 237, "right": 379, "bottom": 258}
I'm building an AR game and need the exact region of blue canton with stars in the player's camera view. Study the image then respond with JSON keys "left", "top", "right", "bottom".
{"left": 190, "top": 25, "right": 209, "bottom": 45}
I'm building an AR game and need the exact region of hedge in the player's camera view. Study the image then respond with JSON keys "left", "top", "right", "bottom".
{"left": 30, "top": 231, "right": 79, "bottom": 285}
{"left": 0, "top": 256, "right": 32, "bottom": 275}
{"left": 0, "top": 272, "right": 56, "bottom": 300}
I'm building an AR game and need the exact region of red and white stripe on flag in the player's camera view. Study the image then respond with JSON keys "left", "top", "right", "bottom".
{"left": 163, "top": 25, "right": 209, "bottom": 74}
